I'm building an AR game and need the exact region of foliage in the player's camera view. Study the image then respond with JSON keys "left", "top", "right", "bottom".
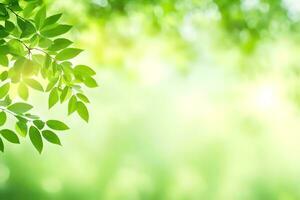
{"left": 0, "top": 0, "right": 97, "bottom": 153}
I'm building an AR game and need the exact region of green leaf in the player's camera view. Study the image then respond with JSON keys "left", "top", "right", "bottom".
{"left": 38, "top": 36, "right": 52, "bottom": 48}
{"left": 46, "top": 77, "right": 59, "bottom": 92}
{"left": 7, "top": 39, "right": 26, "bottom": 56}
{"left": 68, "top": 95, "right": 77, "bottom": 115}
{"left": 0, "top": 137, "right": 3, "bottom": 152}
{"left": 15, "top": 121, "right": 28, "bottom": 137}
{"left": 76, "top": 101, "right": 89, "bottom": 122}
{"left": 77, "top": 93, "right": 90, "bottom": 103}
{"left": 48, "top": 38, "right": 72, "bottom": 51}
{"left": 84, "top": 77, "right": 98, "bottom": 88}
{"left": 5, "top": 20, "right": 15, "bottom": 32}
{"left": 24, "top": 78, "right": 44, "bottom": 91}
{"left": 46, "top": 120, "right": 69, "bottom": 131}
{"left": 17, "top": 18, "right": 36, "bottom": 38}
{"left": 7, "top": 103, "right": 33, "bottom": 114}
{"left": 0, "top": 5, "right": 9, "bottom": 21}
{"left": 0, "top": 55, "right": 8, "bottom": 66}
{"left": 41, "top": 24, "right": 72, "bottom": 38}
{"left": 0, "top": 83, "right": 10, "bottom": 99}
{"left": 74, "top": 65, "right": 96, "bottom": 76}
{"left": 0, "top": 71, "right": 8, "bottom": 81}
{"left": 0, "top": 111, "right": 6, "bottom": 126}
{"left": 49, "top": 87, "right": 59, "bottom": 109}
{"left": 29, "top": 126, "right": 43, "bottom": 153}
{"left": 34, "top": 6, "right": 46, "bottom": 29}
{"left": 0, "top": 25, "right": 8, "bottom": 38}
{"left": 42, "top": 130, "right": 61, "bottom": 145}
{"left": 42, "top": 13, "right": 62, "bottom": 28}
{"left": 33, "top": 120, "right": 45, "bottom": 130}
{"left": 60, "top": 86, "right": 70, "bottom": 103}
{"left": 0, "top": 129, "right": 19, "bottom": 144}
{"left": 56, "top": 48, "right": 83, "bottom": 61}
{"left": 18, "top": 83, "right": 29, "bottom": 101}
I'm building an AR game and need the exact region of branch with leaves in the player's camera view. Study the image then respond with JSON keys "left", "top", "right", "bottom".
{"left": 0, "top": 0, "right": 97, "bottom": 153}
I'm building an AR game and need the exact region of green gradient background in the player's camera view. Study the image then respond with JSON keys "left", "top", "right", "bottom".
{"left": 1, "top": 0, "right": 300, "bottom": 199}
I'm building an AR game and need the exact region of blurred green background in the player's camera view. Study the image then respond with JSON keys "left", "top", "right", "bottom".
{"left": 2, "top": 0, "right": 300, "bottom": 199}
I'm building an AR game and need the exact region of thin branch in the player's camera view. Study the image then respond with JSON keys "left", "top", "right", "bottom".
{"left": 0, "top": 107, "right": 33, "bottom": 122}
{"left": 6, "top": 6, "right": 27, "bottom": 21}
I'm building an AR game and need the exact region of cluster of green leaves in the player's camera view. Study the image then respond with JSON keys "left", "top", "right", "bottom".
{"left": 0, "top": 0, "right": 97, "bottom": 153}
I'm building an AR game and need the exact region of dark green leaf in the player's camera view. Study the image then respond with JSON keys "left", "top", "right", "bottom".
{"left": 33, "top": 120, "right": 45, "bottom": 130}
{"left": 42, "top": 130, "right": 61, "bottom": 145}
{"left": 0, "top": 111, "right": 6, "bottom": 126}
{"left": 0, "top": 137, "right": 3, "bottom": 152}
{"left": 17, "top": 18, "right": 36, "bottom": 38}
{"left": 5, "top": 20, "right": 15, "bottom": 32}
{"left": 29, "top": 126, "right": 43, "bottom": 153}
{"left": 0, "top": 129, "right": 19, "bottom": 144}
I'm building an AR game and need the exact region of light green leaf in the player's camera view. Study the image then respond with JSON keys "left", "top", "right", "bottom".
{"left": 74, "top": 65, "right": 96, "bottom": 76}
{"left": 76, "top": 101, "right": 89, "bottom": 122}
{"left": 41, "top": 24, "right": 72, "bottom": 38}
{"left": 56, "top": 48, "right": 82, "bottom": 61}
{"left": 0, "top": 83, "right": 9, "bottom": 98}
{"left": 42, "top": 130, "right": 61, "bottom": 145}
{"left": 34, "top": 6, "right": 46, "bottom": 29}
{"left": 46, "top": 120, "right": 69, "bottom": 131}
{"left": 76, "top": 93, "right": 90, "bottom": 103}
{"left": 18, "top": 83, "right": 29, "bottom": 100}
{"left": 29, "top": 126, "right": 43, "bottom": 153}
{"left": 15, "top": 121, "right": 28, "bottom": 137}
{"left": 24, "top": 78, "right": 44, "bottom": 91}
{"left": 0, "top": 55, "right": 8, "bottom": 66}
{"left": 49, "top": 87, "right": 59, "bottom": 109}
{"left": 68, "top": 95, "right": 77, "bottom": 115}
{"left": 48, "top": 38, "right": 72, "bottom": 51}
{"left": 7, "top": 102, "right": 33, "bottom": 114}
{"left": 0, "top": 129, "right": 19, "bottom": 144}
{"left": 84, "top": 77, "right": 98, "bottom": 88}
{"left": 60, "top": 86, "right": 70, "bottom": 103}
